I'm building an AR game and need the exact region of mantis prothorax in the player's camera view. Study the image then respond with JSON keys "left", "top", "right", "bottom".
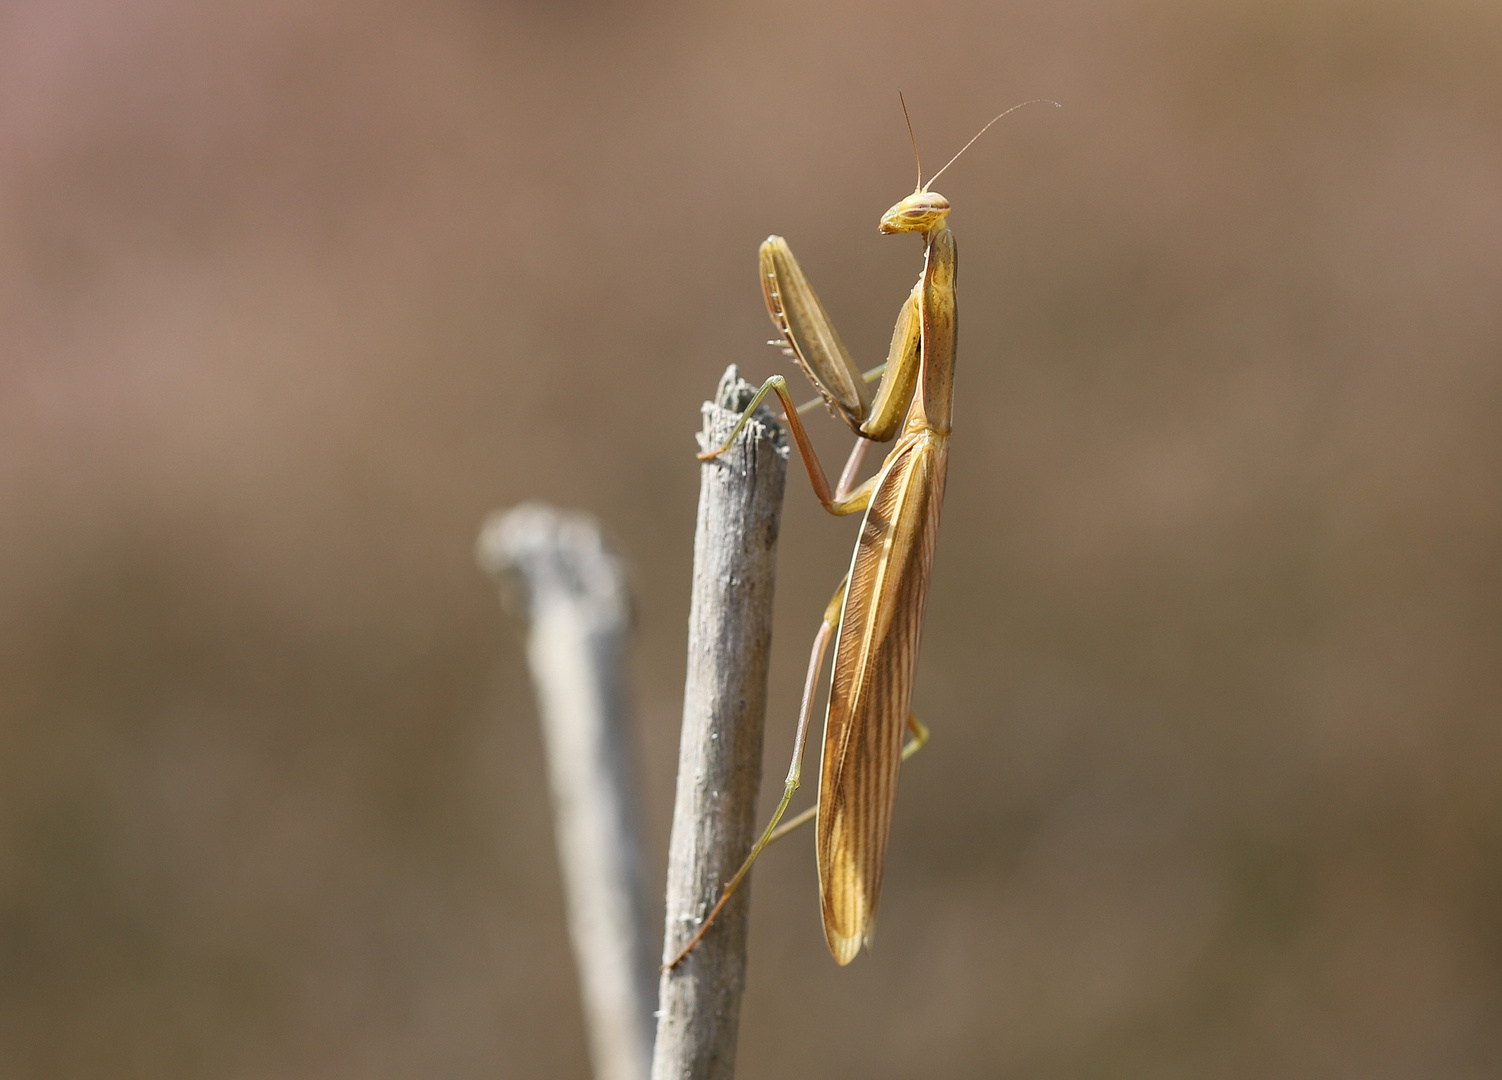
{"left": 668, "top": 97, "right": 1059, "bottom": 969}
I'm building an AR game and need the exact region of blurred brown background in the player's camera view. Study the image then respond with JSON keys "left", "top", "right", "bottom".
{"left": 2, "top": 0, "right": 1500, "bottom": 1076}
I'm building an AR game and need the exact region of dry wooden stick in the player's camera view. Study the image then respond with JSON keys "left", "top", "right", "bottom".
{"left": 477, "top": 504, "right": 655, "bottom": 1080}
{"left": 651, "top": 367, "right": 789, "bottom": 1080}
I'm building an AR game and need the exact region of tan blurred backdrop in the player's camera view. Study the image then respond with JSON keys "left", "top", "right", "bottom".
{"left": 2, "top": 0, "right": 1501, "bottom": 1076}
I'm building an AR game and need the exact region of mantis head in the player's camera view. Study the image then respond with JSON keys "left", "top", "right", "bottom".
{"left": 879, "top": 190, "right": 951, "bottom": 235}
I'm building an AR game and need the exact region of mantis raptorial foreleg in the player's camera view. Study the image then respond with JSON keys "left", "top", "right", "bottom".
{"left": 699, "top": 266, "right": 919, "bottom": 508}
{"left": 703, "top": 231, "right": 928, "bottom": 506}
{"left": 701, "top": 246, "right": 925, "bottom": 465}
{"left": 761, "top": 236, "right": 924, "bottom": 444}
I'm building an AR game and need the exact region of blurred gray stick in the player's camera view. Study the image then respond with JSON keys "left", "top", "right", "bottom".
{"left": 476, "top": 504, "right": 655, "bottom": 1080}
{"left": 651, "top": 368, "right": 789, "bottom": 1080}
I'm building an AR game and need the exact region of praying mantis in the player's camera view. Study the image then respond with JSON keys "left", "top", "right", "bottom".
{"left": 668, "top": 98, "right": 1059, "bottom": 968}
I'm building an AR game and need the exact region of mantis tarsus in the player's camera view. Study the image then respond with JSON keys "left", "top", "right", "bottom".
{"left": 669, "top": 98, "right": 1059, "bottom": 968}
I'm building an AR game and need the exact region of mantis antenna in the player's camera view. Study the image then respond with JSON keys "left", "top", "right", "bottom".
{"left": 899, "top": 90, "right": 924, "bottom": 192}
{"left": 923, "top": 98, "right": 1062, "bottom": 191}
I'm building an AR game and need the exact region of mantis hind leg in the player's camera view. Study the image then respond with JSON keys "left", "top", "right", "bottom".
{"left": 663, "top": 576, "right": 848, "bottom": 970}
{"left": 662, "top": 578, "right": 930, "bottom": 969}
{"left": 767, "top": 713, "right": 928, "bottom": 845}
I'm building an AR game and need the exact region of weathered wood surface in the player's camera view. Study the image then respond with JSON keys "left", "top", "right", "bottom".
{"left": 477, "top": 503, "right": 655, "bottom": 1080}
{"left": 651, "top": 368, "right": 789, "bottom": 1080}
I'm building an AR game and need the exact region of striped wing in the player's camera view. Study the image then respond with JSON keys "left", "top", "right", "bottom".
{"left": 816, "top": 427, "right": 949, "bottom": 964}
